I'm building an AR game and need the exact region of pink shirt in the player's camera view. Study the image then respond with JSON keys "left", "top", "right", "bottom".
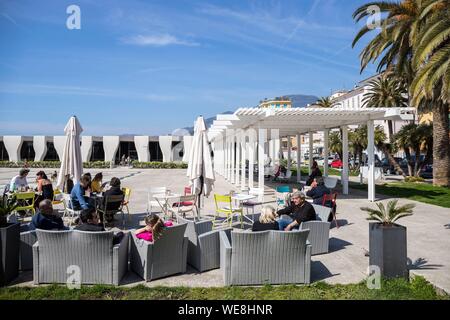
{"left": 136, "top": 221, "right": 173, "bottom": 242}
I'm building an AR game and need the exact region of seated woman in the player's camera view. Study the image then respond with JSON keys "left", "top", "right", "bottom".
{"left": 135, "top": 214, "right": 173, "bottom": 242}
{"left": 29, "top": 199, "right": 67, "bottom": 231}
{"left": 252, "top": 206, "right": 279, "bottom": 231}
{"left": 75, "top": 207, "right": 124, "bottom": 245}
{"left": 91, "top": 172, "right": 104, "bottom": 193}
{"left": 306, "top": 177, "right": 331, "bottom": 205}
{"left": 35, "top": 171, "right": 54, "bottom": 208}
{"left": 306, "top": 160, "right": 323, "bottom": 186}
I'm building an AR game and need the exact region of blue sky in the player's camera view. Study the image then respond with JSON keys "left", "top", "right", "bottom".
{"left": 0, "top": 0, "right": 376, "bottom": 136}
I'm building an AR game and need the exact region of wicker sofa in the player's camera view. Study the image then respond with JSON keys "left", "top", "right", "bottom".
{"left": 178, "top": 216, "right": 231, "bottom": 272}
{"left": 299, "top": 204, "right": 332, "bottom": 255}
{"left": 33, "top": 229, "right": 129, "bottom": 285}
{"left": 130, "top": 223, "right": 188, "bottom": 281}
{"left": 219, "top": 229, "right": 311, "bottom": 286}
{"left": 19, "top": 226, "right": 37, "bottom": 271}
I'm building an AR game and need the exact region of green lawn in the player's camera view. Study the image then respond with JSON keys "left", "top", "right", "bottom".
{"left": 291, "top": 167, "right": 359, "bottom": 177}
{"left": 0, "top": 276, "right": 447, "bottom": 300}
{"left": 350, "top": 181, "right": 450, "bottom": 208}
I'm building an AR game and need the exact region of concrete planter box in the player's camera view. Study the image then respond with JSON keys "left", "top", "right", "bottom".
{"left": 0, "top": 223, "right": 20, "bottom": 286}
{"left": 369, "top": 222, "right": 408, "bottom": 279}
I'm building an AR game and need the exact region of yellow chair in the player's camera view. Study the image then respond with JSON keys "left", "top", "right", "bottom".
{"left": 122, "top": 187, "right": 132, "bottom": 222}
{"left": 213, "top": 194, "right": 243, "bottom": 228}
{"left": 52, "top": 189, "right": 64, "bottom": 206}
{"left": 14, "top": 192, "right": 36, "bottom": 218}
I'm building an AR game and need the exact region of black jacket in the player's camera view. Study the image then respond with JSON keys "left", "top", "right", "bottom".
{"left": 252, "top": 221, "right": 279, "bottom": 232}
{"left": 306, "top": 185, "right": 331, "bottom": 205}
{"left": 103, "top": 186, "right": 124, "bottom": 211}
{"left": 277, "top": 201, "right": 316, "bottom": 224}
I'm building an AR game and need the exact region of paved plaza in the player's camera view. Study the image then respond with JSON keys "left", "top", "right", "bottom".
{"left": 1, "top": 168, "right": 449, "bottom": 292}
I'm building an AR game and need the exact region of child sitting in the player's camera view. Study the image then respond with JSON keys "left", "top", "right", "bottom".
{"left": 135, "top": 214, "right": 173, "bottom": 242}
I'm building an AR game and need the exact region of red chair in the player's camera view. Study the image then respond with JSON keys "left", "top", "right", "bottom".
{"left": 173, "top": 186, "right": 195, "bottom": 207}
{"left": 322, "top": 192, "right": 338, "bottom": 228}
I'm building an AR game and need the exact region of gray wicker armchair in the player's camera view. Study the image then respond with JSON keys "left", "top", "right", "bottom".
{"left": 178, "top": 217, "right": 231, "bottom": 272}
{"left": 219, "top": 229, "right": 311, "bottom": 286}
{"left": 130, "top": 223, "right": 188, "bottom": 281}
{"left": 33, "top": 229, "right": 129, "bottom": 285}
{"left": 20, "top": 226, "right": 37, "bottom": 271}
{"left": 299, "top": 204, "right": 332, "bottom": 255}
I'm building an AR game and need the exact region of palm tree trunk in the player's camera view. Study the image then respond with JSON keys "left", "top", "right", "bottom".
{"left": 388, "top": 120, "right": 394, "bottom": 141}
{"left": 379, "top": 143, "right": 406, "bottom": 177}
{"left": 432, "top": 102, "right": 450, "bottom": 186}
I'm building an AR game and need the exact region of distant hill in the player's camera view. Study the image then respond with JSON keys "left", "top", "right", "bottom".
{"left": 284, "top": 94, "right": 320, "bottom": 108}
{"left": 182, "top": 111, "right": 234, "bottom": 134}
{"left": 179, "top": 95, "right": 319, "bottom": 135}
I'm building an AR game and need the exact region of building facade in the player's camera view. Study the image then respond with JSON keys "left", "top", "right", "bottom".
{"left": 0, "top": 135, "right": 193, "bottom": 163}
{"left": 259, "top": 97, "right": 292, "bottom": 109}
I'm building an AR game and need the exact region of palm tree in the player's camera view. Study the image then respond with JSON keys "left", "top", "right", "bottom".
{"left": 352, "top": 0, "right": 421, "bottom": 80}
{"left": 394, "top": 123, "right": 433, "bottom": 176}
{"left": 362, "top": 73, "right": 409, "bottom": 138}
{"left": 361, "top": 200, "right": 415, "bottom": 226}
{"left": 316, "top": 97, "right": 335, "bottom": 108}
{"left": 353, "top": 0, "right": 450, "bottom": 186}
{"left": 410, "top": 0, "right": 450, "bottom": 186}
{"left": 329, "top": 131, "right": 343, "bottom": 160}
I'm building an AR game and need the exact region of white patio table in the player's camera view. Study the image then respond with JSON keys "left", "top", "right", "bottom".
{"left": 231, "top": 193, "right": 257, "bottom": 225}
{"left": 153, "top": 193, "right": 181, "bottom": 219}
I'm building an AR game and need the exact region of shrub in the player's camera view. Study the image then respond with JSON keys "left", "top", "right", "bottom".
{"left": 0, "top": 161, "right": 187, "bottom": 169}
{"left": 404, "top": 176, "right": 426, "bottom": 183}
{"left": 131, "top": 161, "right": 187, "bottom": 169}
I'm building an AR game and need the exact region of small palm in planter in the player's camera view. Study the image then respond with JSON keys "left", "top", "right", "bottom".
{"left": 0, "top": 196, "right": 20, "bottom": 286}
{"left": 361, "top": 200, "right": 415, "bottom": 279}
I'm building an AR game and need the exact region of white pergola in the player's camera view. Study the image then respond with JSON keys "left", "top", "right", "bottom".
{"left": 208, "top": 107, "right": 415, "bottom": 202}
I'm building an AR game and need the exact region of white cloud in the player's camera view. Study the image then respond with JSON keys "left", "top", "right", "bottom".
{"left": 121, "top": 34, "right": 199, "bottom": 47}
{"left": 0, "top": 82, "right": 179, "bottom": 102}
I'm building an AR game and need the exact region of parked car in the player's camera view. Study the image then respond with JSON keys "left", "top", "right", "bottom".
{"left": 381, "top": 157, "right": 404, "bottom": 175}
{"left": 330, "top": 159, "right": 343, "bottom": 169}
{"left": 316, "top": 156, "right": 335, "bottom": 167}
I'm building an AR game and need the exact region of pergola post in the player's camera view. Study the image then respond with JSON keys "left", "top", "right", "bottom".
{"left": 271, "top": 129, "right": 280, "bottom": 166}
{"left": 248, "top": 129, "right": 255, "bottom": 189}
{"left": 240, "top": 131, "right": 246, "bottom": 190}
{"left": 230, "top": 130, "right": 235, "bottom": 183}
{"left": 235, "top": 131, "right": 241, "bottom": 187}
{"left": 296, "top": 134, "right": 302, "bottom": 182}
{"left": 324, "top": 129, "right": 329, "bottom": 177}
{"left": 309, "top": 132, "right": 314, "bottom": 175}
{"left": 342, "top": 125, "right": 349, "bottom": 195}
{"left": 287, "top": 136, "right": 291, "bottom": 172}
{"left": 367, "top": 120, "right": 375, "bottom": 202}
{"left": 258, "top": 128, "right": 266, "bottom": 190}
{"left": 226, "top": 132, "right": 230, "bottom": 181}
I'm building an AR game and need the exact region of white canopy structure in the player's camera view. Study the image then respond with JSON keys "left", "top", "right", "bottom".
{"left": 208, "top": 107, "right": 415, "bottom": 202}
{"left": 56, "top": 116, "right": 83, "bottom": 190}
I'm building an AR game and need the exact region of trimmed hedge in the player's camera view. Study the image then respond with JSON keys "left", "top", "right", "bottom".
{"left": 0, "top": 161, "right": 187, "bottom": 169}
{"left": 131, "top": 161, "right": 187, "bottom": 169}
{"left": 0, "top": 161, "right": 112, "bottom": 169}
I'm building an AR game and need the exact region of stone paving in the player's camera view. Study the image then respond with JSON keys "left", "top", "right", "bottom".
{"left": 1, "top": 167, "right": 449, "bottom": 292}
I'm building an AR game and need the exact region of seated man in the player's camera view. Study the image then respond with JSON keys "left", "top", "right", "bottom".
{"left": 29, "top": 199, "right": 67, "bottom": 231}
{"left": 70, "top": 174, "right": 93, "bottom": 211}
{"left": 277, "top": 191, "right": 316, "bottom": 231}
{"left": 306, "top": 177, "right": 331, "bottom": 206}
{"left": 10, "top": 168, "right": 30, "bottom": 192}
{"left": 75, "top": 207, "right": 124, "bottom": 245}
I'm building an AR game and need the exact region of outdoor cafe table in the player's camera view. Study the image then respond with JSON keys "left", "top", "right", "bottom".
{"left": 153, "top": 193, "right": 181, "bottom": 218}
{"left": 231, "top": 193, "right": 257, "bottom": 224}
